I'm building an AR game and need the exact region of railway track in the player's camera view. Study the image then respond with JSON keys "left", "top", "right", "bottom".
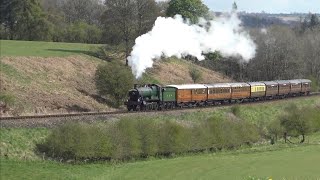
{"left": 0, "top": 93, "right": 319, "bottom": 126}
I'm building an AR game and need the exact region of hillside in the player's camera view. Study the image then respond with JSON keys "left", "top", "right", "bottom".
{"left": 0, "top": 40, "right": 231, "bottom": 116}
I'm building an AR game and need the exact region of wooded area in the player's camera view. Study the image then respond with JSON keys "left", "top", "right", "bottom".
{"left": 1, "top": 0, "right": 319, "bottom": 84}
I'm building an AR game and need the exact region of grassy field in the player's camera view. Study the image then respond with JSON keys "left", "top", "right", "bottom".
{"left": 1, "top": 96, "right": 319, "bottom": 160}
{"left": 0, "top": 40, "right": 101, "bottom": 57}
{"left": 0, "top": 98, "right": 319, "bottom": 179}
{"left": 1, "top": 144, "right": 320, "bottom": 180}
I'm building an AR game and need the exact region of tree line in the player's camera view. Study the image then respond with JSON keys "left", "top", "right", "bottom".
{"left": 199, "top": 14, "right": 320, "bottom": 87}
{"left": 0, "top": 0, "right": 208, "bottom": 45}
{"left": 0, "top": 0, "right": 167, "bottom": 44}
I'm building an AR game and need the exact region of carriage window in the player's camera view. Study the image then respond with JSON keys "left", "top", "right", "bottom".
{"left": 195, "top": 89, "right": 206, "bottom": 94}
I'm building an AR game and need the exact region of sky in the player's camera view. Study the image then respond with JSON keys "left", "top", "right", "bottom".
{"left": 157, "top": 0, "right": 320, "bottom": 14}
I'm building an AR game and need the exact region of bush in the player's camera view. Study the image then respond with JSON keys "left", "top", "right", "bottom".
{"left": 95, "top": 62, "right": 134, "bottom": 107}
{"left": 38, "top": 122, "right": 113, "bottom": 160}
{"left": 279, "top": 104, "right": 315, "bottom": 143}
{"left": 136, "top": 119, "right": 159, "bottom": 157}
{"left": 266, "top": 119, "right": 283, "bottom": 144}
{"left": 189, "top": 67, "right": 202, "bottom": 83}
{"left": 308, "top": 75, "right": 320, "bottom": 92}
{"left": 110, "top": 119, "right": 141, "bottom": 160}
{"left": 38, "top": 117, "right": 260, "bottom": 162}
{"left": 157, "top": 120, "right": 190, "bottom": 155}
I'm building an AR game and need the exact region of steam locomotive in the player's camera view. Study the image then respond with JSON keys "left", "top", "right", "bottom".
{"left": 125, "top": 79, "right": 311, "bottom": 111}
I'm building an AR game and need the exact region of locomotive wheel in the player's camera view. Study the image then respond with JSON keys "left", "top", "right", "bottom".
{"left": 154, "top": 104, "right": 158, "bottom": 110}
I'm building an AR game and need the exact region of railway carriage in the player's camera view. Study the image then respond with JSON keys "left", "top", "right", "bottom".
{"left": 262, "top": 81, "right": 279, "bottom": 98}
{"left": 289, "top": 80, "right": 302, "bottom": 96}
{"left": 229, "top": 83, "right": 251, "bottom": 101}
{"left": 296, "top": 79, "right": 311, "bottom": 95}
{"left": 206, "top": 83, "right": 232, "bottom": 103}
{"left": 248, "top": 82, "right": 266, "bottom": 100}
{"left": 166, "top": 84, "right": 208, "bottom": 107}
{"left": 276, "top": 80, "right": 291, "bottom": 97}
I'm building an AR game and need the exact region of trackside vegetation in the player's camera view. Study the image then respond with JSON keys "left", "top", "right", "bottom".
{"left": 1, "top": 97, "right": 320, "bottom": 179}
{"left": 37, "top": 117, "right": 259, "bottom": 161}
{"left": 95, "top": 63, "right": 134, "bottom": 107}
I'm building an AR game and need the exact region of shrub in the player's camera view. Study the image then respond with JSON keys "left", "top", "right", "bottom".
{"left": 189, "top": 67, "right": 202, "bottom": 83}
{"left": 95, "top": 62, "right": 134, "bottom": 107}
{"left": 157, "top": 120, "right": 190, "bottom": 155}
{"left": 38, "top": 116, "right": 260, "bottom": 162}
{"left": 110, "top": 119, "right": 141, "bottom": 160}
{"left": 136, "top": 119, "right": 159, "bottom": 157}
{"left": 279, "top": 104, "right": 314, "bottom": 143}
{"left": 38, "top": 122, "right": 113, "bottom": 160}
{"left": 266, "top": 119, "right": 283, "bottom": 144}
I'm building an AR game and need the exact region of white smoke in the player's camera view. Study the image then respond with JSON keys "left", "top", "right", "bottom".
{"left": 128, "top": 13, "right": 256, "bottom": 79}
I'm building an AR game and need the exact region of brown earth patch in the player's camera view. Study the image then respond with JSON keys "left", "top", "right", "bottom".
{"left": 149, "top": 59, "right": 232, "bottom": 84}
{"left": 0, "top": 56, "right": 113, "bottom": 116}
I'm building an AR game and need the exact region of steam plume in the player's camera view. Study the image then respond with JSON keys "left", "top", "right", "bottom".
{"left": 128, "top": 13, "right": 256, "bottom": 78}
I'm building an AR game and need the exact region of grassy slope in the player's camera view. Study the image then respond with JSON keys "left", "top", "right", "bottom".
{"left": 0, "top": 40, "right": 231, "bottom": 115}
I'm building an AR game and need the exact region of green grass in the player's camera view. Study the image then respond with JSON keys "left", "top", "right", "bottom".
{"left": 0, "top": 128, "right": 49, "bottom": 160}
{"left": 1, "top": 145, "right": 320, "bottom": 180}
{"left": 0, "top": 40, "right": 101, "bottom": 57}
{"left": 237, "top": 96, "right": 320, "bottom": 124}
{"left": 145, "top": 96, "right": 320, "bottom": 125}
{"left": 1, "top": 97, "right": 319, "bottom": 179}
{"left": 0, "top": 61, "right": 32, "bottom": 84}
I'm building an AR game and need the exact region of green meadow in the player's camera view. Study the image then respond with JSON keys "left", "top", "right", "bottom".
{"left": 0, "top": 40, "right": 101, "bottom": 57}
{"left": 1, "top": 144, "right": 320, "bottom": 180}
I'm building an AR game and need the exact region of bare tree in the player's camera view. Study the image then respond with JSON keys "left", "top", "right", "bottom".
{"left": 136, "top": 0, "right": 159, "bottom": 35}
{"left": 61, "top": 0, "right": 104, "bottom": 25}
{"left": 103, "top": 0, "right": 136, "bottom": 65}
{"left": 102, "top": 0, "right": 159, "bottom": 65}
{"left": 247, "top": 26, "right": 302, "bottom": 81}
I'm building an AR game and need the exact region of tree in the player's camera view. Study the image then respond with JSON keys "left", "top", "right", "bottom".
{"left": 280, "top": 104, "right": 313, "bottom": 143}
{"left": 102, "top": 0, "right": 159, "bottom": 65}
{"left": 0, "top": 0, "right": 52, "bottom": 40}
{"left": 95, "top": 63, "right": 134, "bottom": 107}
{"left": 156, "top": 0, "right": 169, "bottom": 16}
{"left": 246, "top": 26, "right": 302, "bottom": 81}
{"left": 61, "top": 0, "right": 105, "bottom": 25}
{"left": 309, "top": 14, "right": 319, "bottom": 29}
{"left": 232, "top": 1, "right": 237, "bottom": 12}
{"left": 166, "top": 0, "right": 209, "bottom": 24}
{"left": 189, "top": 67, "right": 202, "bottom": 83}
{"left": 102, "top": 0, "right": 138, "bottom": 66}
{"left": 136, "top": 0, "right": 159, "bottom": 35}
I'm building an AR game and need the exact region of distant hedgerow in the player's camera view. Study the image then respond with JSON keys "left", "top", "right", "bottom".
{"left": 38, "top": 116, "right": 260, "bottom": 162}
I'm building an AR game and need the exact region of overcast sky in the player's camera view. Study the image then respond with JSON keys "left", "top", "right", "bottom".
{"left": 158, "top": 0, "right": 320, "bottom": 13}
